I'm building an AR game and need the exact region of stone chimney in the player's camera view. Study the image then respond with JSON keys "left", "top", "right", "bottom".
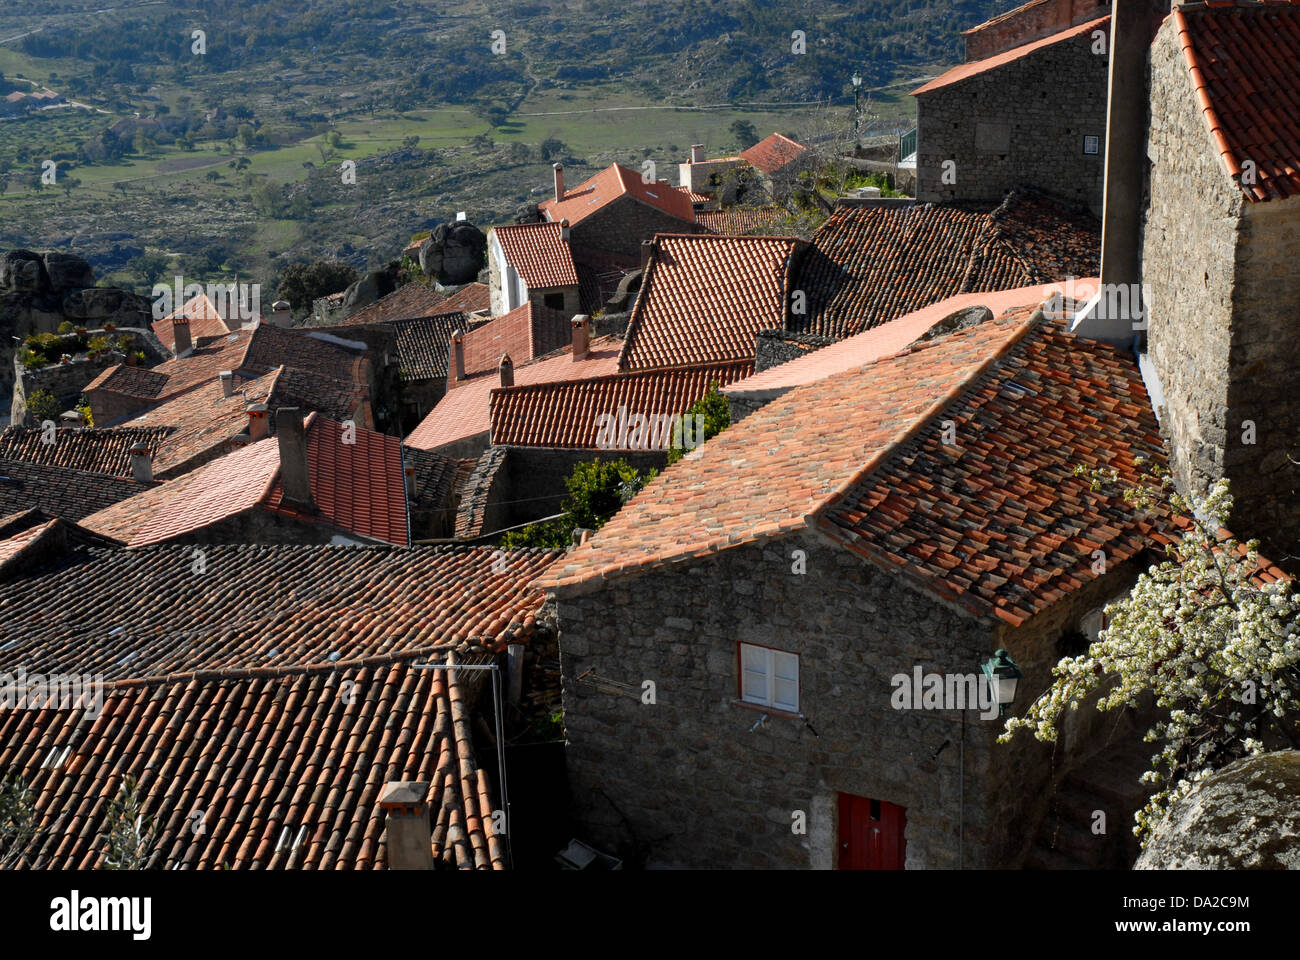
{"left": 499, "top": 354, "right": 514, "bottom": 389}
{"left": 451, "top": 330, "right": 466, "bottom": 381}
{"left": 129, "top": 441, "right": 153, "bottom": 483}
{"left": 247, "top": 402, "right": 270, "bottom": 441}
{"left": 690, "top": 144, "right": 705, "bottom": 163}
{"left": 220, "top": 370, "right": 235, "bottom": 397}
{"left": 275, "top": 407, "right": 316, "bottom": 511}
{"left": 270, "top": 300, "right": 292, "bottom": 328}
{"left": 640, "top": 239, "right": 655, "bottom": 274}
{"left": 560, "top": 218, "right": 571, "bottom": 243}
{"left": 553, "top": 162, "right": 565, "bottom": 203}
{"left": 571, "top": 314, "right": 590, "bottom": 360}
{"left": 404, "top": 465, "right": 415, "bottom": 498}
{"left": 378, "top": 781, "right": 433, "bottom": 870}
{"left": 171, "top": 317, "right": 192, "bottom": 357}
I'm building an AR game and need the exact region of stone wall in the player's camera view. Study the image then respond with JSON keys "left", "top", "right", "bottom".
{"left": 570, "top": 196, "right": 697, "bottom": 260}
{"left": 13, "top": 351, "right": 124, "bottom": 425}
{"left": 1224, "top": 197, "right": 1300, "bottom": 560}
{"left": 551, "top": 530, "right": 1139, "bottom": 868}
{"left": 754, "top": 329, "right": 836, "bottom": 373}
{"left": 916, "top": 26, "right": 1109, "bottom": 215}
{"left": 964, "top": 0, "right": 1111, "bottom": 63}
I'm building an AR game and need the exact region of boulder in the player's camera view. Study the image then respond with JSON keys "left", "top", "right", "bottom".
{"left": 917, "top": 305, "right": 994, "bottom": 343}
{"left": 419, "top": 220, "right": 487, "bottom": 285}
{"left": 341, "top": 267, "right": 400, "bottom": 311}
{"left": 1135, "top": 751, "right": 1300, "bottom": 869}
{"left": 42, "top": 252, "right": 95, "bottom": 291}
{"left": 0, "top": 250, "right": 48, "bottom": 293}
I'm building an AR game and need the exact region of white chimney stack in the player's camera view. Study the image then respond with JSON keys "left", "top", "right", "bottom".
{"left": 691, "top": 144, "right": 705, "bottom": 163}
{"left": 553, "top": 162, "right": 565, "bottom": 203}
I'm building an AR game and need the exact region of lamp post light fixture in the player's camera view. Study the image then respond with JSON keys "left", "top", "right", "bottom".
{"left": 981, "top": 648, "right": 1023, "bottom": 716}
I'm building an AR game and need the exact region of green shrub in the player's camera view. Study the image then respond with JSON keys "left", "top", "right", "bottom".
{"left": 26, "top": 389, "right": 60, "bottom": 423}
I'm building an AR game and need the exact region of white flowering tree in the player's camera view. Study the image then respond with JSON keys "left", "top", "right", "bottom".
{"left": 1000, "top": 466, "right": 1300, "bottom": 843}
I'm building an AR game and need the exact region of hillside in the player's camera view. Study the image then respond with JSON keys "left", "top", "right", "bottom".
{"left": 0, "top": 0, "right": 1006, "bottom": 297}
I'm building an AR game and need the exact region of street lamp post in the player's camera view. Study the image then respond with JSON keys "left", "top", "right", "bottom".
{"left": 851, "top": 72, "right": 862, "bottom": 144}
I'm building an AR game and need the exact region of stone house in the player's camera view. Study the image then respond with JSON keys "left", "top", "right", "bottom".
{"left": 537, "top": 163, "right": 698, "bottom": 260}
{"left": 488, "top": 220, "right": 582, "bottom": 316}
{"left": 1136, "top": 0, "right": 1300, "bottom": 566}
{"left": 538, "top": 302, "right": 1169, "bottom": 868}
{"left": 913, "top": 0, "right": 1113, "bottom": 215}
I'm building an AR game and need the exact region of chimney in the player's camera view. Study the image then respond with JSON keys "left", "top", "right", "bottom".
{"left": 560, "top": 218, "right": 571, "bottom": 243}
{"left": 690, "top": 144, "right": 705, "bottom": 163}
{"left": 171, "top": 317, "right": 192, "bottom": 357}
{"left": 270, "top": 300, "right": 292, "bottom": 328}
{"left": 404, "top": 465, "right": 415, "bottom": 498}
{"left": 640, "top": 239, "right": 654, "bottom": 274}
{"left": 499, "top": 354, "right": 514, "bottom": 389}
{"left": 247, "top": 402, "right": 269, "bottom": 441}
{"left": 220, "top": 370, "right": 235, "bottom": 397}
{"left": 451, "top": 329, "right": 466, "bottom": 381}
{"left": 553, "top": 162, "right": 564, "bottom": 202}
{"left": 1075, "top": 0, "right": 1168, "bottom": 344}
{"left": 129, "top": 441, "right": 153, "bottom": 483}
{"left": 275, "top": 407, "right": 316, "bottom": 511}
{"left": 571, "top": 314, "right": 590, "bottom": 360}
{"left": 378, "top": 781, "right": 433, "bottom": 870}
{"left": 507, "top": 643, "right": 524, "bottom": 708}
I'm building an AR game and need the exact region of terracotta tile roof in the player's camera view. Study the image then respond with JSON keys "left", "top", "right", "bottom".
{"left": 697, "top": 206, "right": 784, "bottom": 235}
{"left": 680, "top": 187, "right": 712, "bottom": 204}
{"left": 390, "top": 312, "right": 472, "bottom": 382}
{"left": 490, "top": 360, "right": 754, "bottom": 448}
{"left": 240, "top": 323, "right": 367, "bottom": 385}
{"left": 438, "top": 282, "right": 491, "bottom": 314}
{"left": 82, "top": 413, "right": 410, "bottom": 547}
{"left": 493, "top": 221, "right": 579, "bottom": 288}
{"left": 151, "top": 291, "right": 235, "bottom": 349}
{"left": 120, "top": 369, "right": 279, "bottom": 478}
{"left": 86, "top": 330, "right": 253, "bottom": 409}
{"left": 738, "top": 132, "right": 808, "bottom": 174}
{"left": 0, "top": 425, "right": 171, "bottom": 479}
{"left": 791, "top": 193, "right": 1100, "bottom": 338}
{"left": 539, "top": 163, "right": 696, "bottom": 226}
{"left": 0, "top": 458, "right": 148, "bottom": 522}
{"left": 407, "top": 336, "right": 623, "bottom": 453}
{"left": 269, "top": 365, "right": 368, "bottom": 424}
{"left": 457, "top": 301, "right": 572, "bottom": 384}
{"left": 1173, "top": 2, "right": 1300, "bottom": 201}
{"left": 619, "top": 233, "right": 803, "bottom": 370}
{"left": 336, "top": 281, "right": 452, "bottom": 326}
{"left": 0, "top": 656, "right": 505, "bottom": 869}
{"left": 912, "top": 16, "right": 1111, "bottom": 96}
{"left": 265, "top": 414, "right": 409, "bottom": 545}
{"left": 405, "top": 446, "right": 473, "bottom": 516}
{"left": 541, "top": 304, "right": 1169, "bottom": 628}
{"left": 723, "top": 281, "right": 1088, "bottom": 400}
{"left": 0, "top": 541, "right": 559, "bottom": 679}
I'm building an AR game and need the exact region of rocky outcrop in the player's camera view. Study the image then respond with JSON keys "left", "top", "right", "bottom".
{"left": 0, "top": 249, "right": 153, "bottom": 427}
{"left": 917, "top": 305, "right": 995, "bottom": 343}
{"left": 418, "top": 221, "right": 487, "bottom": 285}
{"left": 1135, "top": 751, "right": 1300, "bottom": 869}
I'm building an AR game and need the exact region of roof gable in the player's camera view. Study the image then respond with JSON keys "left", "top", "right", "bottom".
{"left": 738, "top": 132, "right": 808, "bottom": 174}
{"left": 493, "top": 221, "right": 579, "bottom": 288}
{"left": 456, "top": 301, "right": 571, "bottom": 384}
{"left": 539, "top": 163, "right": 696, "bottom": 226}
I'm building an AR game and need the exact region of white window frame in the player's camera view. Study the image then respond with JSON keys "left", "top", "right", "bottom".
{"left": 739, "top": 642, "right": 799, "bottom": 713}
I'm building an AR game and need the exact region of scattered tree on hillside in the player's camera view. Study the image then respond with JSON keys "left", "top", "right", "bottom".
{"left": 275, "top": 260, "right": 359, "bottom": 314}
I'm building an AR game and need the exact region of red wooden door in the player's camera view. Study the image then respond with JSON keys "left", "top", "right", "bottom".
{"left": 838, "top": 793, "right": 906, "bottom": 869}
